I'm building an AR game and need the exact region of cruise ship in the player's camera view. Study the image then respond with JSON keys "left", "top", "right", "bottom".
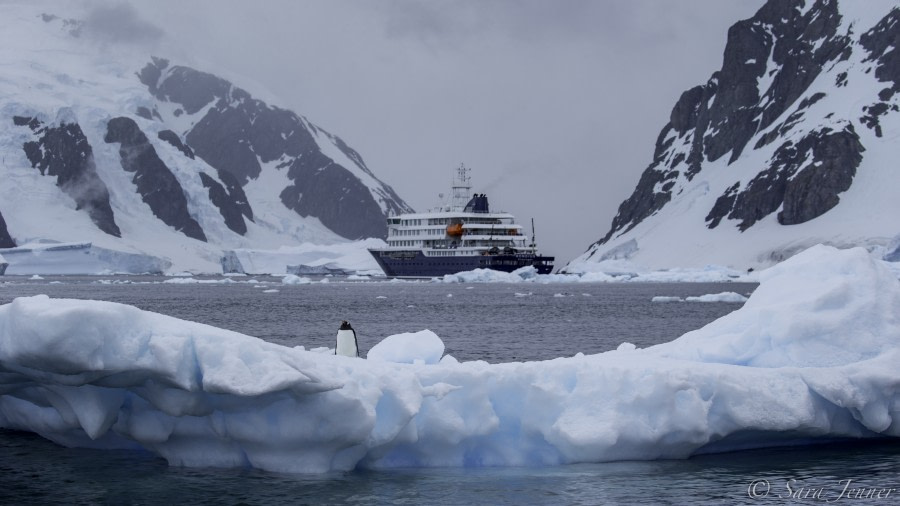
{"left": 368, "top": 165, "right": 554, "bottom": 277}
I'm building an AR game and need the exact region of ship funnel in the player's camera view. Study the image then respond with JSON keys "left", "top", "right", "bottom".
{"left": 463, "top": 194, "right": 490, "bottom": 213}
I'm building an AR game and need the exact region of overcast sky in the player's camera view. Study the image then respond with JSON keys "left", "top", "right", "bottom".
{"left": 104, "top": 0, "right": 765, "bottom": 264}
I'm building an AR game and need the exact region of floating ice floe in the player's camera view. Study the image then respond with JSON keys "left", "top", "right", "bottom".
{"left": 652, "top": 292, "right": 748, "bottom": 303}
{"left": 0, "top": 245, "right": 899, "bottom": 474}
{"left": 651, "top": 296, "right": 683, "bottom": 303}
{"left": 437, "top": 263, "right": 760, "bottom": 284}
{"left": 685, "top": 292, "right": 748, "bottom": 303}
{"left": 163, "top": 277, "right": 238, "bottom": 285}
{"left": 281, "top": 274, "right": 312, "bottom": 285}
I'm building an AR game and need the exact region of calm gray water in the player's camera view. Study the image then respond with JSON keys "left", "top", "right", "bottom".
{"left": 1, "top": 276, "right": 899, "bottom": 505}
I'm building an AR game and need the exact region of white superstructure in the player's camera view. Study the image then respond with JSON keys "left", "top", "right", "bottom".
{"left": 382, "top": 164, "right": 534, "bottom": 257}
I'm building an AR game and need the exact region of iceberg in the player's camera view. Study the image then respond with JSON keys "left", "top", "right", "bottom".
{"left": 220, "top": 240, "right": 384, "bottom": 275}
{"left": 0, "top": 242, "right": 170, "bottom": 275}
{"left": 0, "top": 252, "right": 7, "bottom": 275}
{"left": 684, "top": 292, "right": 748, "bottom": 303}
{"left": 0, "top": 245, "right": 899, "bottom": 473}
{"left": 652, "top": 292, "right": 749, "bottom": 303}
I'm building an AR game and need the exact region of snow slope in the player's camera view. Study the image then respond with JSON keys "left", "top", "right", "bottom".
{"left": 0, "top": 3, "right": 409, "bottom": 274}
{"left": 571, "top": 0, "right": 900, "bottom": 272}
{"left": 1, "top": 245, "right": 898, "bottom": 473}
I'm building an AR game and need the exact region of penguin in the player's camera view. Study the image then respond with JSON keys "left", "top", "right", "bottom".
{"left": 335, "top": 320, "right": 359, "bottom": 357}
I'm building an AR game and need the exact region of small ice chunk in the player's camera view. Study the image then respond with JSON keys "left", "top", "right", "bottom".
{"left": 684, "top": 292, "right": 748, "bottom": 303}
{"left": 652, "top": 296, "right": 683, "bottom": 303}
{"left": 282, "top": 274, "right": 311, "bottom": 285}
{"left": 367, "top": 330, "right": 444, "bottom": 365}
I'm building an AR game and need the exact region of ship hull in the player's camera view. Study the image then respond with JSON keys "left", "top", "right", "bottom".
{"left": 369, "top": 249, "right": 554, "bottom": 277}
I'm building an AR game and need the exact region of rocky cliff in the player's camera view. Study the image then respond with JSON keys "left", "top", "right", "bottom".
{"left": 573, "top": 0, "right": 900, "bottom": 270}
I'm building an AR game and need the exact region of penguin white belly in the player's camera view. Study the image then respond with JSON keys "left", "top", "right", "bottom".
{"left": 335, "top": 329, "right": 358, "bottom": 357}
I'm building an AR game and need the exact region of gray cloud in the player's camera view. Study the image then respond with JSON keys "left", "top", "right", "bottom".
{"left": 377, "top": 0, "right": 604, "bottom": 47}
{"left": 82, "top": 1, "right": 163, "bottom": 45}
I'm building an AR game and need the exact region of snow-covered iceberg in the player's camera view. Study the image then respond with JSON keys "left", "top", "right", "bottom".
{"left": 1, "top": 245, "right": 899, "bottom": 473}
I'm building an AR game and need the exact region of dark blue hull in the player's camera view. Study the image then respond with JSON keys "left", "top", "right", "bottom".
{"left": 369, "top": 250, "right": 554, "bottom": 277}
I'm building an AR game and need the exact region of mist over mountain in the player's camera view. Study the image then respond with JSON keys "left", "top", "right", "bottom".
{"left": 0, "top": 4, "right": 411, "bottom": 273}
{"left": 571, "top": 0, "right": 900, "bottom": 271}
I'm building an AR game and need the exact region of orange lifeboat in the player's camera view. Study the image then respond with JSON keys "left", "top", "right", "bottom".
{"left": 446, "top": 223, "right": 463, "bottom": 237}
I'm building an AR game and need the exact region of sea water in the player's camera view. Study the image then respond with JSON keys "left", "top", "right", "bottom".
{"left": 1, "top": 276, "right": 899, "bottom": 504}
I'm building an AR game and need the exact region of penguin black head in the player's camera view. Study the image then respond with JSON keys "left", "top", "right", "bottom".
{"left": 340, "top": 320, "right": 353, "bottom": 330}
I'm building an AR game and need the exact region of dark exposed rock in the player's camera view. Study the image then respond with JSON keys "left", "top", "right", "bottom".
{"left": 858, "top": 9, "right": 900, "bottom": 139}
{"left": 727, "top": 167, "right": 789, "bottom": 232}
{"left": 135, "top": 106, "right": 153, "bottom": 120}
{"left": 137, "top": 58, "right": 413, "bottom": 239}
{"left": 214, "top": 168, "right": 253, "bottom": 222}
{"left": 706, "top": 125, "right": 863, "bottom": 230}
{"left": 754, "top": 94, "right": 827, "bottom": 151}
{"left": 670, "top": 86, "right": 705, "bottom": 135}
{"left": 777, "top": 126, "right": 863, "bottom": 225}
{"left": 705, "top": 183, "right": 739, "bottom": 229}
{"left": 199, "top": 172, "right": 247, "bottom": 235}
{"left": 861, "top": 8, "right": 900, "bottom": 99}
{"left": 185, "top": 106, "right": 263, "bottom": 184}
{"left": 143, "top": 61, "right": 231, "bottom": 115}
{"left": 137, "top": 57, "right": 168, "bottom": 96}
{"left": 12, "top": 116, "right": 121, "bottom": 237}
{"left": 157, "top": 129, "right": 194, "bottom": 159}
{"left": 0, "top": 209, "right": 15, "bottom": 248}
{"left": 860, "top": 102, "right": 890, "bottom": 138}
{"left": 280, "top": 151, "right": 389, "bottom": 240}
{"left": 104, "top": 117, "right": 207, "bottom": 242}
{"left": 835, "top": 71, "right": 848, "bottom": 87}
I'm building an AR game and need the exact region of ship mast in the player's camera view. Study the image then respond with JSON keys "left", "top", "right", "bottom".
{"left": 530, "top": 218, "right": 537, "bottom": 252}
{"left": 449, "top": 163, "right": 472, "bottom": 212}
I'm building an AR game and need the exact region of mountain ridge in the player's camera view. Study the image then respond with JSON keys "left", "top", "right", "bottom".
{"left": 571, "top": 0, "right": 900, "bottom": 271}
{"left": 0, "top": 5, "right": 411, "bottom": 273}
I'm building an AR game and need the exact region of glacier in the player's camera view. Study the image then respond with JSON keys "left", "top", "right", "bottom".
{"left": 0, "top": 241, "right": 170, "bottom": 275}
{"left": 0, "top": 245, "right": 899, "bottom": 474}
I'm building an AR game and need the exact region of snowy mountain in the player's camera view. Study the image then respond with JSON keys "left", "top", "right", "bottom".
{"left": 570, "top": 0, "right": 900, "bottom": 272}
{"left": 0, "top": 5, "right": 411, "bottom": 273}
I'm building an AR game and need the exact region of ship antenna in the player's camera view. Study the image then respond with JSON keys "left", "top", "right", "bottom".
{"left": 531, "top": 218, "right": 536, "bottom": 251}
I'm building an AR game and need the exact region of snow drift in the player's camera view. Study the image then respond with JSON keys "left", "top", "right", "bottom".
{"left": 0, "top": 245, "right": 899, "bottom": 473}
